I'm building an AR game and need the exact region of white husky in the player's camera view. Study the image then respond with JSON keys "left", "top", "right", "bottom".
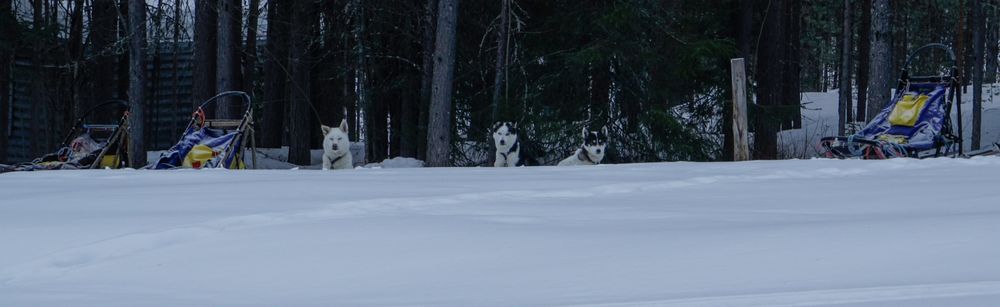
{"left": 321, "top": 119, "right": 354, "bottom": 170}
{"left": 492, "top": 121, "right": 521, "bottom": 167}
{"left": 558, "top": 127, "right": 608, "bottom": 166}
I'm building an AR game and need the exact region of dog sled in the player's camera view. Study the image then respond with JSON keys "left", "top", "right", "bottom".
{"left": 149, "top": 91, "right": 257, "bottom": 169}
{"left": 819, "top": 44, "right": 972, "bottom": 159}
{"left": 1, "top": 100, "right": 130, "bottom": 173}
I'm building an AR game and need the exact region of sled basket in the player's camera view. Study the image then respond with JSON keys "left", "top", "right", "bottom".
{"left": 1, "top": 100, "right": 130, "bottom": 173}
{"left": 149, "top": 91, "right": 257, "bottom": 169}
{"left": 819, "top": 44, "right": 962, "bottom": 159}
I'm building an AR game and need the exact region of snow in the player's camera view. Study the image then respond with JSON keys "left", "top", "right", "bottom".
{"left": 363, "top": 157, "right": 425, "bottom": 169}
{"left": 2, "top": 158, "right": 1000, "bottom": 306}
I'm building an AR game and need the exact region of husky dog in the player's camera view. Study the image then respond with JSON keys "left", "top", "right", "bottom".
{"left": 492, "top": 121, "right": 521, "bottom": 167}
{"left": 558, "top": 127, "right": 608, "bottom": 166}
{"left": 321, "top": 119, "right": 354, "bottom": 170}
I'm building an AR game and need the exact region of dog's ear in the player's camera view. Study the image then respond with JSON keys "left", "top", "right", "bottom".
{"left": 321, "top": 125, "right": 332, "bottom": 135}
{"left": 512, "top": 122, "right": 518, "bottom": 129}
{"left": 601, "top": 126, "right": 608, "bottom": 137}
{"left": 339, "top": 119, "right": 349, "bottom": 132}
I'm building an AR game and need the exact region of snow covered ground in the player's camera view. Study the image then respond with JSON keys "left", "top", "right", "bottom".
{"left": 2, "top": 158, "right": 1000, "bottom": 306}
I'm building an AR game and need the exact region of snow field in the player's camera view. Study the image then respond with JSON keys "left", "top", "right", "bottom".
{"left": 2, "top": 157, "right": 999, "bottom": 306}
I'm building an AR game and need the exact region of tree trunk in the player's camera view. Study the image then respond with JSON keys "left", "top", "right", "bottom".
{"left": 368, "top": 83, "right": 388, "bottom": 162}
{"left": 350, "top": 0, "right": 369, "bottom": 163}
{"left": 30, "top": 0, "right": 45, "bottom": 157}
{"left": 0, "top": 0, "right": 13, "bottom": 162}
{"left": 972, "top": 0, "right": 983, "bottom": 150}
{"left": 344, "top": 34, "right": 358, "bottom": 141}
{"left": 172, "top": 0, "right": 182, "bottom": 136}
{"left": 244, "top": 0, "right": 261, "bottom": 96}
{"left": 90, "top": 0, "right": 118, "bottom": 124}
{"left": 985, "top": 13, "right": 998, "bottom": 84}
{"left": 318, "top": 0, "right": 345, "bottom": 139}
{"left": 67, "top": 0, "right": 85, "bottom": 122}
{"left": 194, "top": 0, "right": 217, "bottom": 112}
{"left": 866, "top": 0, "right": 892, "bottom": 121}
{"left": 287, "top": 0, "right": 315, "bottom": 165}
{"left": 856, "top": 0, "right": 871, "bottom": 121}
{"left": 784, "top": 0, "right": 802, "bottom": 129}
{"left": 426, "top": 0, "right": 459, "bottom": 167}
{"left": 312, "top": 0, "right": 346, "bottom": 148}
{"left": 491, "top": 0, "right": 510, "bottom": 121}
{"left": 838, "top": 0, "right": 854, "bottom": 135}
{"left": 590, "top": 61, "right": 610, "bottom": 124}
{"left": 956, "top": 0, "right": 968, "bottom": 86}
{"left": 753, "top": 0, "right": 784, "bottom": 160}
{"left": 390, "top": 100, "right": 401, "bottom": 159}
{"left": 117, "top": 0, "right": 130, "bottom": 101}
{"left": 128, "top": 0, "right": 147, "bottom": 167}
{"left": 216, "top": 0, "right": 243, "bottom": 119}
{"left": 754, "top": 0, "right": 799, "bottom": 159}
{"left": 399, "top": 77, "right": 419, "bottom": 157}
{"left": 261, "top": 0, "right": 290, "bottom": 148}
{"left": 396, "top": 1, "right": 420, "bottom": 159}
{"left": 418, "top": 0, "right": 438, "bottom": 161}
{"left": 149, "top": 0, "right": 164, "bottom": 149}
{"left": 738, "top": 0, "right": 754, "bottom": 59}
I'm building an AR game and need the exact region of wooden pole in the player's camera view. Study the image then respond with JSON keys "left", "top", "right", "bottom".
{"left": 731, "top": 58, "right": 750, "bottom": 161}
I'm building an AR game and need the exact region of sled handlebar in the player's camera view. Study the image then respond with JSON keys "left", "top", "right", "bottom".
{"left": 78, "top": 99, "right": 130, "bottom": 123}
{"left": 59, "top": 99, "right": 130, "bottom": 147}
{"left": 196, "top": 91, "right": 253, "bottom": 116}
{"left": 901, "top": 43, "right": 957, "bottom": 80}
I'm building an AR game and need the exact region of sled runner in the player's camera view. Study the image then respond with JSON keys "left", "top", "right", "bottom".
{"left": 963, "top": 142, "right": 1000, "bottom": 157}
{"left": 1, "top": 100, "right": 130, "bottom": 173}
{"left": 820, "top": 44, "right": 962, "bottom": 159}
{"left": 149, "top": 91, "right": 257, "bottom": 169}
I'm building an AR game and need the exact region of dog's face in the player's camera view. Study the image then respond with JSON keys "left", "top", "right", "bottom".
{"left": 492, "top": 122, "right": 518, "bottom": 150}
{"left": 581, "top": 126, "right": 608, "bottom": 162}
{"left": 321, "top": 119, "right": 351, "bottom": 156}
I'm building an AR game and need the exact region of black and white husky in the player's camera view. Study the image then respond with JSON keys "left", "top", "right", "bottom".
{"left": 558, "top": 127, "right": 608, "bottom": 166}
{"left": 321, "top": 119, "right": 353, "bottom": 170}
{"left": 492, "top": 121, "right": 521, "bottom": 167}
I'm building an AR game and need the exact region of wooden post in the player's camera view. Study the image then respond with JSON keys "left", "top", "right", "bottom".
{"left": 731, "top": 58, "right": 750, "bottom": 161}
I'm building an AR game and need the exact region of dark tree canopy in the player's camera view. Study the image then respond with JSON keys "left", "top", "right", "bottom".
{"left": 1, "top": 0, "right": 995, "bottom": 164}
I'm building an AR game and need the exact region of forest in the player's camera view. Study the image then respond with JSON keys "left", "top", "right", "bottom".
{"left": 0, "top": 0, "right": 997, "bottom": 167}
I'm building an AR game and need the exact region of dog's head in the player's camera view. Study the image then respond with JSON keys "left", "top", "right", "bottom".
{"left": 321, "top": 119, "right": 351, "bottom": 156}
{"left": 492, "top": 121, "right": 518, "bottom": 150}
{"left": 581, "top": 126, "right": 608, "bottom": 163}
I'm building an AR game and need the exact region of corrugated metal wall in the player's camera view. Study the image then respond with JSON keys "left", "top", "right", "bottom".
{"left": 3, "top": 41, "right": 195, "bottom": 163}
